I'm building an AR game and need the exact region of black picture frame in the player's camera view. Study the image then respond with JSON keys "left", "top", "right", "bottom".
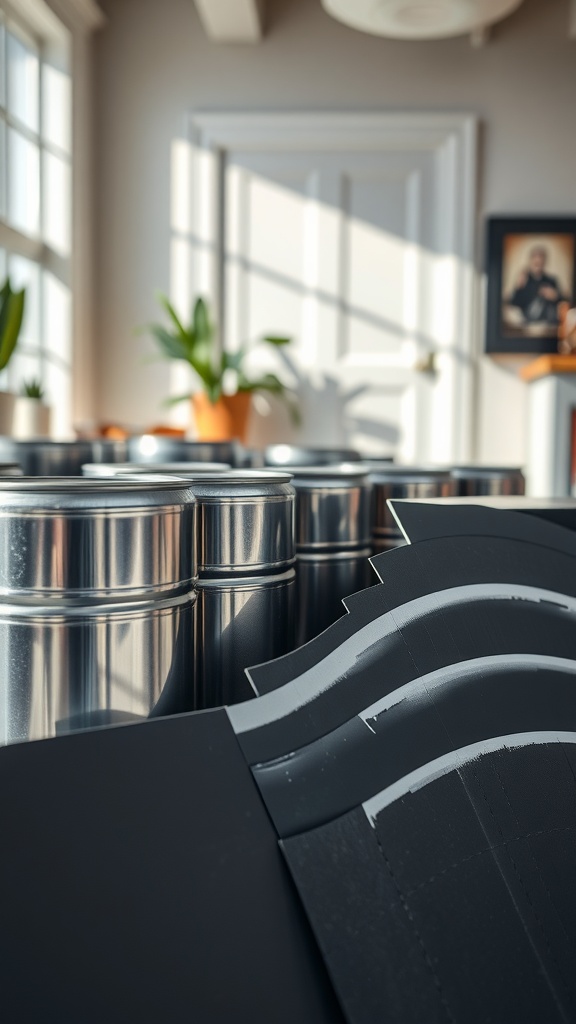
{"left": 485, "top": 216, "right": 576, "bottom": 354}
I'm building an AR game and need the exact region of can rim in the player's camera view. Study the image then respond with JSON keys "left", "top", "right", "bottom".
{"left": 82, "top": 461, "right": 230, "bottom": 475}
{"left": 450, "top": 465, "right": 524, "bottom": 478}
{"left": 282, "top": 462, "right": 370, "bottom": 480}
{"left": 369, "top": 466, "right": 454, "bottom": 482}
{"left": 0, "top": 475, "right": 195, "bottom": 492}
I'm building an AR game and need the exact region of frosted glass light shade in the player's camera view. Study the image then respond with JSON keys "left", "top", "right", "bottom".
{"left": 321, "top": 0, "right": 525, "bottom": 39}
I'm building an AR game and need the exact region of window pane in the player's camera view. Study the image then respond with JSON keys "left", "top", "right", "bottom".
{"left": 42, "top": 63, "right": 71, "bottom": 154}
{"left": 44, "top": 359, "right": 71, "bottom": 436}
{"left": 8, "top": 254, "right": 41, "bottom": 348}
{"left": 0, "top": 18, "right": 6, "bottom": 110}
{"left": 43, "top": 150, "right": 71, "bottom": 255}
{"left": 8, "top": 349, "right": 41, "bottom": 396}
{"left": 0, "top": 119, "right": 5, "bottom": 219}
{"left": 7, "top": 25, "right": 39, "bottom": 133}
{"left": 44, "top": 270, "right": 71, "bottom": 365}
{"left": 7, "top": 127, "right": 40, "bottom": 235}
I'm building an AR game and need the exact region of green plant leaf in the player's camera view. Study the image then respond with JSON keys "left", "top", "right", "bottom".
{"left": 221, "top": 347, "right": 246, "bottom": 374}
{"left": 149, "top": 325, "right": 190, "bottom": 361}
{"left": 193, "top": 297, "right": 212, "bottom": 343}
{"left": 238, "top": 371, "right": 286, "bottom": 394}
{"left": 188, "top": 350, "right": 220, "bottom": 389}
{"left": 157, "top": 293, "right": 189, "bottom": 342}
{"left": 0, "top": 283, "right": 25, "bottom": 372}
{"left": 204, "top": 379, "right": 222, "bottom": 403}
{"left": 162, "top": 392, "right": 193, "bottom": 408}
{"left": 262, "top": 335, "right": 291, "bottom": 347}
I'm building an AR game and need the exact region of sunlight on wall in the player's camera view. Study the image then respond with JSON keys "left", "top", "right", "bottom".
{"left": 169, "top": 139, "right": 220, "bottom": 428}
{"left": 170, "top": 136, "right": 472, "bottom": 458}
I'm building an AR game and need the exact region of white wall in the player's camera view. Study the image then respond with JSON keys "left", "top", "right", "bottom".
{"left": 93, "top": 0, "right": 576, "bottom": 462}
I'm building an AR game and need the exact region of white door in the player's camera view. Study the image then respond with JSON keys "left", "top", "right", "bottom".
{"left": 180, "top": 114, "right": 478, "bottom": 462}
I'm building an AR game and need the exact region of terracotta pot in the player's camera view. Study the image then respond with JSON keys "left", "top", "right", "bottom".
{"left": 192, "top": 392, "right": 252, "bottom": 443}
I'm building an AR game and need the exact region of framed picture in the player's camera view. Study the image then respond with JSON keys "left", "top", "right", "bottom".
{"left": 485, "top": 217, "right": 576, "bottom": 354}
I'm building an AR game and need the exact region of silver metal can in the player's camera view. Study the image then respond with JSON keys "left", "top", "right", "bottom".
{"left": 82, "top": 461, "right": 230, "bottom": 477}
{"left": 0, "top": 439, "right": 93, "bottom": 476}
{"left": 287, "top": 465, "right": 373, "bottom": 645}
{"left": 370, "top": 466, "right": 457, "bottom": 551}
{"left": 127, "top": 435, "right": 242, "bottom": 466}
{"left": 89, "top": 439, "right": 129, "bottom": 464}
{"left": 450, "top": 465, "right": 526, "bottom": 497}
{"left": 264, "top": 444, "right": 362, "bottom": 467}
{"left": 0, "top": 476, "right": 197, "bottom": 745}
{"left": 296, "top": 551, "right": 372, "bottom": 644}
{"left": 187, "top": 470, "right": 296, "bottom": 708}
{"left": 0, "top": 439, "right": 128, "bottom": 476}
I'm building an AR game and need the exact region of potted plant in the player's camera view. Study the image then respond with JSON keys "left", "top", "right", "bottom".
{"left": 146, "top": 295, "right": 298, "bottom": 442}
{"left": 0, "top": 278, "right": 26, "bottom": 434}
{"left": 13, "top": 378, "right": 51, "bottom": 439}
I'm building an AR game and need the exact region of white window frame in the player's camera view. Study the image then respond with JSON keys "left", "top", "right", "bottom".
{"left": 0, "top": 0, "right": 103, "bottom": 434}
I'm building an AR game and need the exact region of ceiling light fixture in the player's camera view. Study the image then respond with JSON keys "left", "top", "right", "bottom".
{"left": 321, "top": 0, "right": 526, "bottom": 40}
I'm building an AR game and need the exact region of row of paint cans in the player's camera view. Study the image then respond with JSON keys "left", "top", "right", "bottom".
{"left": 84, "top": 463, "right": 297, "bottom": 710}
{"left": 282, "top": 459, "right": 526, "bottom": 645}
{"left": 369, "top": 466, "right": 457, "bottom": 553}
{"left": 0, "top": 436, "right": 265, "bottom": 476}
{"left": 369, "top": 464, "right": 526, "bottom": 552}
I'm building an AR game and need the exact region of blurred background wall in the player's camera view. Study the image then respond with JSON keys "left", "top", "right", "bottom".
{"left": 92, "top": 0, "right": 576, "bottom": 462}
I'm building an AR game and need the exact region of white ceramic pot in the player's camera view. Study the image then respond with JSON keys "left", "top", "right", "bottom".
{"left": 12, "top": 397, "right": 52, "bottom": 439}
{"left": 0, "top": 391, "right": 16, "bottom": 435}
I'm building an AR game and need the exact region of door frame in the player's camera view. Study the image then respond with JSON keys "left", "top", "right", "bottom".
{"left": 186, "top": 111, "right": 478, "bottom": 461}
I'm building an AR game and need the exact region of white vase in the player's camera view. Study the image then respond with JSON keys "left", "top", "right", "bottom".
{"left": 0, "top": 391, "right": 16, "bottom": 435}
{"left": 12, "top": 397, "right": 52, "bottom": 439}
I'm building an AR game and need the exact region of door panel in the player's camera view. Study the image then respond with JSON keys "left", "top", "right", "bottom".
{"left": 188, "top": 114, "right": 477, "bottom": 461}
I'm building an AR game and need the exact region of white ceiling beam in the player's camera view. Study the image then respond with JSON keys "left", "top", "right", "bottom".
{"left": 193, "top": 0, "right": 265, "bottom": 42}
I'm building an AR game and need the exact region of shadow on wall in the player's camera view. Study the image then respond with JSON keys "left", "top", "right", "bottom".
{"left": 246, "top": 347, "right": 400, "bottom": 449}
{"left": 167, "top": 121, "right": 476, "bottom": 459}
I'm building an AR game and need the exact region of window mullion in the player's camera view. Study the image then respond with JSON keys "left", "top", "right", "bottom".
{"left": 0, "top": 219, "right": 42, "bottom": 260}
{"left": 0, "top": 0, "right": 74, "bottom": 434}
{"left": 38, "top": 33, "right": 44, "bottom": 385}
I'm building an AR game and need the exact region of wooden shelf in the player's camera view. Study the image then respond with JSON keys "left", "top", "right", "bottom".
{"left": 521, "top": 355, "right": 576, "bottom": 382}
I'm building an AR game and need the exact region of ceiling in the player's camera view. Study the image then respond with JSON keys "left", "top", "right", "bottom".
{"left": 192, "top": 0, "right": 576, "bottom": 45}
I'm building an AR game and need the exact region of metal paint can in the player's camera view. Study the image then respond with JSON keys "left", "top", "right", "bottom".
{"left": 370, "top": 466, "right": 457, "bottom": 552}
{"left": 0, "top": 476, "right": 197, "bottom": 745}
{"left": 186, "top": 470, "right": 296, "bottom": 708}
{"left": 0, "top": 439, "right": 128, "bottom": 476}
{"left": 264, "top": 444, "right": 362, "bottom": 467}
{"left": 450, "top": 465, "right": 526, "bottom": 497}
{"left": 287, "top": 464, "right": 373, "bottom": 645}
{"left": 127, "top": 435, "right": 242, "bottom": 466}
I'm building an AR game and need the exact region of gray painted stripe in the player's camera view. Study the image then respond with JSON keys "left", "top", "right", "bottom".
{"left": 363, "top": 731, "right": 576, "bottom": 825}
{"left": 359, "top": 653, "right": 576, "bottom": 724}
{"left": 229, "top": 583, "right": 575, "bottom": 734}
